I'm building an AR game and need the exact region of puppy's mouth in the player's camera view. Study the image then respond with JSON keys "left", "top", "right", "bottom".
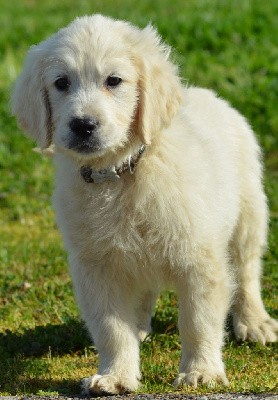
{"left": 68, "top": 136, "right": 102, "bottom": 154}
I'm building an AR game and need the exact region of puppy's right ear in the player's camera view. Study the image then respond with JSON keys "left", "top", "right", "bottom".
{"left": 11, "top": 45, "right": 52, "bottom": 149}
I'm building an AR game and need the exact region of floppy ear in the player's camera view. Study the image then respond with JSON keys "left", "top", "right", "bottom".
{"left": 134, "top": 26, "right": 184, "bottom": 145}
{"left": 11, "top": 45, "right": 52, "bottom": 149}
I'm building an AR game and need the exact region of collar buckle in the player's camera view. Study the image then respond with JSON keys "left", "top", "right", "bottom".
{"left": 127, "top": 155, "right": 134, "bottom": 174}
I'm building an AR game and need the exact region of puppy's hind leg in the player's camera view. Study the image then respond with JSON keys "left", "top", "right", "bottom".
{"left": 231, "top": 191, "right": 278, "bottom": 344}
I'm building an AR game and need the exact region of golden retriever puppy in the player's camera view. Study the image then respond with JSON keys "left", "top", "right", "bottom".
{"left": 12, "top": 14, "right": 277, "bottom": 396}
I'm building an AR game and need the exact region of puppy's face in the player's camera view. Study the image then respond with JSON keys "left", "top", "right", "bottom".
{"left": 12, "top": 15, "right": 183, "bottom": 163}
{"left": 36, "top": 17, "right": 141, "bottom": 159}
{"left": 44, "top": 31, "right": 139, "bottom": 158}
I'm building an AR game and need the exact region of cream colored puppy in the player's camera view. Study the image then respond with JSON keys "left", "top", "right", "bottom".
{"left": 12, "top": 14, "right": 277, "bottom": 396}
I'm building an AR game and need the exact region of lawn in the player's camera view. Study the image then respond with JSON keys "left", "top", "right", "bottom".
{"left": 0, "top": 0, "right": 277, "bottom": 396}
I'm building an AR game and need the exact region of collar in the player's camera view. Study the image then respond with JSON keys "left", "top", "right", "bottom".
{"left": 80, "top": 145, "right": 146, "bottom": 183}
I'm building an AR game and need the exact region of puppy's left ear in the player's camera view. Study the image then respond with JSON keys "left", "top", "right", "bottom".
{"left": 134, "top": 26, "right": 184, "bottom": 145}
{"left": 11, "top": 44, "right": 52, "bottom": 149}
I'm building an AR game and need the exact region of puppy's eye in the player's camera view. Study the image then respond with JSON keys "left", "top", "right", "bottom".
{"left": 106, "top": 76, "right": 122, "bottom": 88}
{"left": 54, "top": 77, "right": 70, "bottom": 91}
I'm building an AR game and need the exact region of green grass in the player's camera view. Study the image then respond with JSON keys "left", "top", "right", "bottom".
{"left": 0, "top": 0, "right": 277, "bottom": 396}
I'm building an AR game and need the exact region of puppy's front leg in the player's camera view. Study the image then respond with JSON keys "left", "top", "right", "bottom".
{"left": 174, "top": 253, "right": 232, "bottom": 387}
{"left": 71, "top": 263, "right": 141, "bottom": 396}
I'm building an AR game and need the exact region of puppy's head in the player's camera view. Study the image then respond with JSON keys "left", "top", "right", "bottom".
{"left": 12, "top": 15, "right": 183, "bottom": 161}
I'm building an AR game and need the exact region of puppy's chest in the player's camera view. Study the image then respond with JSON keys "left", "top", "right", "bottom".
{"left": 56, "top": 171, "right": 192, "bottom": 270}
{"left": 64, "top": 182, "right": 169, "bottom": 258}
{"left": 82, "top": 187, "right": 151, "bottom": 249}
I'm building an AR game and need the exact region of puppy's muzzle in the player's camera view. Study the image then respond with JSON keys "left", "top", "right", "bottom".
{"left": 68, "top": 117, "right": 101, "bottom": 153}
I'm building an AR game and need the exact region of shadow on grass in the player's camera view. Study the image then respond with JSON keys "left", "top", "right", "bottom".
{"left": 0, "top": 356, "right": 80, "bottom": 395}
{"left": 0, "top": 318, "right": 91, "bottom": 357}
{"left": 0, "top": 319, "right": 91, "bottom": 394}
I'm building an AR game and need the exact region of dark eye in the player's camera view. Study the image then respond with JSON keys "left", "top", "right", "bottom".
{"left": 106, "top": 76, "right": 122, "bottom": 88}
{"left": 54, "top": 76, "right": 70, "bottom": 91}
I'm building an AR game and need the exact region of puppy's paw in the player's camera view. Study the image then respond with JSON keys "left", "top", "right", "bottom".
{"left": 234, "top": 315, "right": 278, "bottom": 344}
{"left": 81, "top": 374, "right": 136, "bottom": 396}
{"left": 174, "top": 368, "right": 229, "bottom": 388}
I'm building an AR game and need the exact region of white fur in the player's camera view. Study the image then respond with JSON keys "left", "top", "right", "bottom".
{"left": 12, "top": 14, "right": 278, "bottom": 395}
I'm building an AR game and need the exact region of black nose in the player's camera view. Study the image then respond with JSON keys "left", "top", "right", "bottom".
{"left": 69, "top": 117, "right": 99, "bottom": 137}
